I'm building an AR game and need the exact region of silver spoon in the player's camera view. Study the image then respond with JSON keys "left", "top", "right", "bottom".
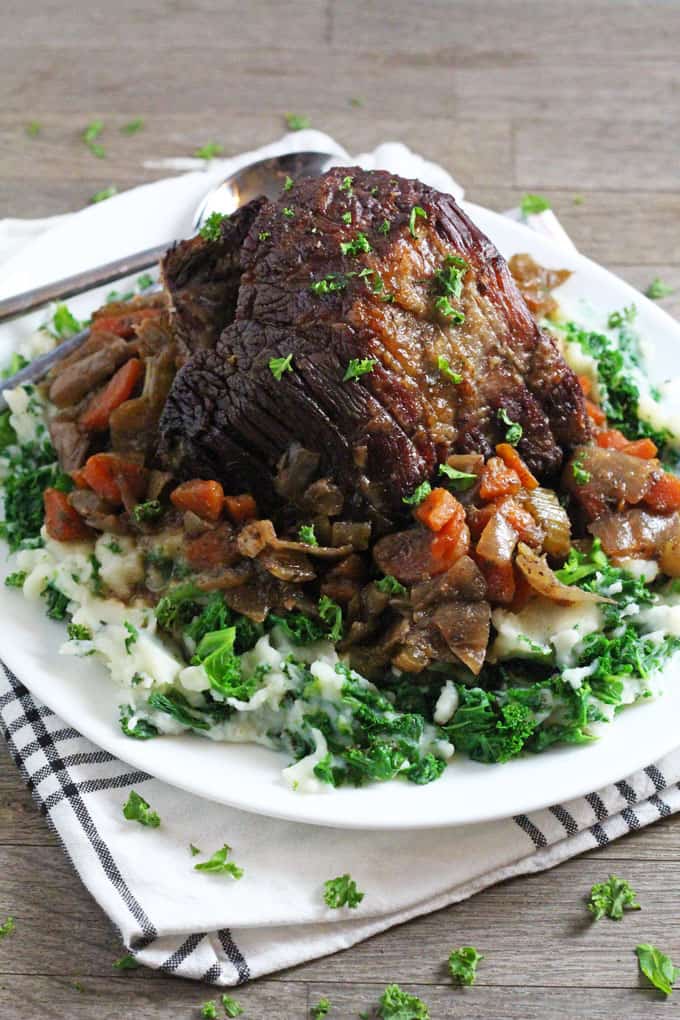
{"left": 0, "top": 149, "right": 336, "bottom": 409}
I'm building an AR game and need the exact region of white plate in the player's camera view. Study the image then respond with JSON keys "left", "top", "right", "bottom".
{"left": 2, "top": 170, "right": 680, "bottom": 831}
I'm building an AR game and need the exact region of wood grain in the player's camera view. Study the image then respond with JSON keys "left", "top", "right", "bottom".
{"left": 1, "top": 1, "right": 680, "bottom": 1017}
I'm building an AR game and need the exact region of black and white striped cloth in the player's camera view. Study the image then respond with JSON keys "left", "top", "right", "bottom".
{"left": 3, "top": 664, "right": 680, "bottom": 985}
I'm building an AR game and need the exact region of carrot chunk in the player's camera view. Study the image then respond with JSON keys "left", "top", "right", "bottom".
{"left": 495, "top": 443, "right": 538, "bottom": 490}
{"left": 595, "top": 428, "right": 629, "bottom": 451}
{"left": 44, "top": 488, "right": 91, "bottom": 542}
{"left": 577, "top": 374, "right": 592, "bottom": 397}
{"left": 80, "top": 358, "right": 143, "bottom": 432}
{"left": 623, "top": 438, "right": 658, "bottom": 460}
{"left": 430, "top": 503, "right": 470, "bottom": 572}
{"left": 82, "top": 453, "right": 147, "bottom": 505}
{"left": 170, "top": 479, "right": 224, "bottom": 522}
{"left": 585, "top": 398, "right": 607, "bottom": 425}
{"left": 414, "top": 487, "right": 460, "bottom": 532}
{"left": 224, "top": 493, "right": 258, "bottom": 524}
{"left": 644, "top": 472, "right": 680, "bottom": 513}
{"left": 479, "top": 456, "right": 522, "bottom": 501}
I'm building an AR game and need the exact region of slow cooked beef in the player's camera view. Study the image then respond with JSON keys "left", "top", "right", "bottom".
{"left": 158, "top": 167, "right": 590, "bottom": 521}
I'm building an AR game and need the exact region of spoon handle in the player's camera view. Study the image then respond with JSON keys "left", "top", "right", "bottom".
{"left": 0, "top": 242, "right": 171, "bottom": 323}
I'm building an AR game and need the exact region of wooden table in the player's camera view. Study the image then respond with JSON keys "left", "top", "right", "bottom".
{"left": 2, "top": 1, "right": 680, "bottom": 1016}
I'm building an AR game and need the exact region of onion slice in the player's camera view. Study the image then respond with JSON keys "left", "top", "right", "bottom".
{"left": 515, "top": 542, "right": 613, "bottom": 605}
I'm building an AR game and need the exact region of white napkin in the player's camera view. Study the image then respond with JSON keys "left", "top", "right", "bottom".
{"left": 2, "top": 135, "right": 679, "bottom": 986}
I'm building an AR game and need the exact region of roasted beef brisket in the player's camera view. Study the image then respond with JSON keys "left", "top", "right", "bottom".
{"left": 158, "top": 168, "right": 589, "bottom": 519}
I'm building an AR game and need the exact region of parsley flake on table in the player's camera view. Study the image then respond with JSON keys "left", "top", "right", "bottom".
{"left": 285, "top": 112, "right": 311, "bottom": 131}
{"left": 120, "top": 118, "right": 144, "bottom": 135}
{"left": 194, "top": 844, "right": 244, "bottom": 879}
{"left": 376, "top": 983, "right": 430, "bottom": 1018}
{"left": 323, "top": 873, "right": 364, "bottom": 909}
{"left": 221, "top": 994, "right": 244, "bottom": 1017}
{"left": 436, "top": 354, "right": 463, "bottom": 384}
{"left": 497, "top": 407, "right": 523, "bottom": 446}
{"left": 343, "top": 357, "right": 377, "bottom": 381}
{"left": 201, "top": 1001, "right": 218, "bottom": 1019}
{"left": 587, "top": 875, "right": 640, "bottom": 920}
{"left": 448, "top": 945, "right": 484, "bottom": 986}
{"left": 124, "top": 621, "right": 139, "bottom": 654}
{"left": 194, "top": 141, "right": 224, "bottom": 160}
{"left": 375, "top": 574, "right": 407, "bottom": 596}
{"left": 112, "top": 953, "right": 140, "bottom": 970}
{"left": 89, "top": 186, "right": 117, "bottom": 204}
{"left": 269, "top": 354, "right": 293, "bottom": 379}
{"left": 439, "top": 462, "right": 478, "bottom": 491}
{"left": 520, "top": 192, "right": 551, "bottom": 216}
{"left": 645, "top": 277, "right": 674, "bottom": 300}
{"left": 311, "top": 997, "right": 331, "bottom": 1018}
{"left": 83, "top": 119, "right": 105, "bottom": 157}
{"left": 636, "top": 944, "right": 680, "bottom": 997}
{"left": 298, "top": 524, "right": 318, "bottom": 546}
{"left": 0, "top": 916, "right": 15, "bottom": 940}
{"left": 408, "top": 205, "right": 428, "bottom": 237}
{"left": 402, "top": 480, "right": 432, "bottom": 506}
{"left": 340, "top": 232, "right": 372, "bottom": 256}
{"left": 26, "top": 120, "right": 42, "bottom": 137}
{"left": 122, "top": 790, "right": 161, "bottom": 828}
{"left": 199, "top": 212, "right": 229, "bottom": 241}
{"left": 189, "top": 843, "right": 201, "bottom": 856}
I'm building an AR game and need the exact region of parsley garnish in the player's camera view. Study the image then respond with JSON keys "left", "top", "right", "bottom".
{"left": 283, "top": 175, "right": 294, "bottom": 191}
{"left": 222, "top": 995, "right": 244, "bottom": 1018}
{"left": 375, "top": 575, "right": 407, "bottom": 596}
{"left": 323, "top": 873, "right": 364, "bottom": 909}
{"left": 199, "top": 212, "right": 229, "bottom": 241}
{"left": 339, "top": 175, "right": 354, "bottom": 193}
{"left": 571, "top": 453, "right": 591, "bottom": 485}
{"left": 269, "top": 354, "right": 293, "bottom": 379}
{"left": 436, "top": 354, "right": 463, "bottom": 384}
{"left": 5, "top": 571, "right": 27, "bottom": 589}
{"left": 120, "top": 118, "right": 144, "bottom": 135}
{"left": 645, "top": 277, "right": 674, "bottom": 300}
{"left": 318, "top": 595, "right": 343, "bottom": 641}
{"left": 408, "top": 205, "right": 427, "bottom": 237}
{"left": 42, "top": 581, "right": 69, "bottom": 621}
{"left": 520, "top": 193, "right": 551, "bottom": 216}
{"left": 434, "top": 254, "right": 468, "bottom": 298}
{"left": 285, "top": 113, "right": 310, "bottom": 131}
{"left": 636, "top": 944, "right": 679, "bottom": 997}
{"left": 402, "top": 480, "right": 432, "bottom": 506}
{"left": 311, "top": 997, "right": 331, "bottom": 1019}
{"left": 343, "top": 358, "right": 377, "bottom": 381}
{"left": 113, "top": 953, "right": 140, "bottom": 970}
{"left": 122, "top": 790, "right": 160, "bottom": 828}
{"left": 83, "top": 120, "right": 105, "bottom": 158}
{"left": 448, "top": 945, "right": 484, "bottom": 986}
{"left": 377, "top": 218, "right": 390, "bottom": 234}
{"left": 0, "top": 916, "right": 15, "bottom": 940}
{"left": 133, "top": 499, "right": 163, "bottom": 524}
{"left": 497, "top": 408, "right": 523, "bottom": 445}
{"left": 50, "top": 303, "right": 84, "bottom": 338}
{"left": 340, "top": 232, "right": 372, "bottom": 256}
{"left": 201, "top": 1003, "right": 218, "bottom": 1019}
{"left": 137, "top": 273, "right": 154, "bottom": 290}
{"left": 376, "top": 984, "right": 430, "bottom": 1019}
{"left": 438, "top": 462, "right": 477, "bottom": 490}
{"left": 67, "top": 623, "right": 92, "bottom": 641}
{"left": 26, "top": 121, "right": 41, "bottom": 137}
{"left": 194, "top": 844, "right": 244, "bottom": 879}
{"left": 298, "top": 524, "right": 318, "bottom": 546}
{"left": 89, "top": 186, "right": 117, "bottom": 204}
{"left": 194, "top": 141, "right": 223, "bottom": 160}
{"left": 123, "top": 621, "right": 139, "bottom": 653}
{"left": 190, "top": 843, "right": 201, "bottom": 856}
{"left": 588, "top": 875, "right": 640, "bottom": 920}
{"left": 434, "top": 295, "right": 465, "bottom": 323}
{"left": 258, "top": 230, "right": 271, "bottom": 241}
{"left": 311, "top": 274, "right": 347, "bottom": 295}
{"left": 283, "top": 206, "right": 295, "bottom": 219}
{"left": 607, "top": 304, "right": 637, "bottom": 329}
{"left": 342, "top": 210, "right": 352, "bottom": 224}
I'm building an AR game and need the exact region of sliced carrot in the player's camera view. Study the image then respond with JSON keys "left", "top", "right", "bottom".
{"left": 498, "top": 498, "right": 544, "bottom": 546}
{"left": 82, "top": 453, "right": 147, "bottom": 505}
{"left": 480, "top": 560, "right": 516, "bottom": 605}
{"left": 644, "top": 472, "right": 680, "bottom": 513}
{"left": 623, "top": 437, "right": 658, "bottom": 460}
{"left": 186, "top": 524, "right": 240, "bottom": 572}
{"left": 80, "top": 358, "right": 143, "bottom": 432}
{"left": 70, "top": 467, "right": 90, "bottom": 489}
{"left": 224, "top": 493, "right": 258, "bottom": 524}
{"left": 43, "top": 488, "right": 91, "bottom": 542}
{"left": 596, "top": 428, "right": 629, "bottom": 451}
{"left": 170, "top": 479, "right": 224, "bottom": 522}
{"left": 495, "top": 443, "right": 538, "bottom": 490}
{"left": 430, "top": 504, "right": 470, "bottom": 572}
{"left": 414, "top": 487, "right": 460, "bottom": 532}
{"left": 585, "top": 398, "right": 607, "bottom": 425}
{"left": 577, "top": 374, "right": 592, "bottom": 397}
{"left": 91, "top": 306, "right": 162, "bottom": 339}
{"left": 478, "top": 456, "right": 522, "bottom": 501}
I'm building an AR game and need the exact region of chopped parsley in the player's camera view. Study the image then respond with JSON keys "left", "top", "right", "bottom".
{"left": 408, "top": 205, "right": 428, "bottom": 237}
{"left": 283, "top": 206, "right": 295, "bottom": 219}
{"left": 221, "top": 995, "right": 244, "bottom": 1018}
{"left": 199, "top": 212, "right": 229, "bottom": 241}
{"left": 436, "top": 354, "right": 463, "bottom": 384}
{"left": 520, "top": 193, "right": 551, "bottom": 216}
{"left": 339, "top": 175, "right": 354, "bottom": 193}
{"left": 119, "top": 706, "right": 159, "bottom": 740}
{"left": 636, "top": 944, "right": 679, "bottom": 997}
{"left": 89, "top": 186, "right": 117, "bottom": 204}
{"left": 133, "top": 499, "right": 163, "bottom": 524}
{"left": 375, "top": 575, "right": 407, "bottom": 596}
{"left": 340, "top": 232, "right": 372, "bottom": 256}
{"left": 120, "top": 118, "right": 144, "bottom": 135}
{"left": 1, "top": 352, "right": 29, "bottom": 379}
{"left": 434, "top": 254, "right": 469, "bottom": 299}
{"left": 497, "top": 407, "right": 523, "bottom": 446}
{"left": 258, "top": 230, "right": 271, "bottom": 241}
{"left": 311, "top": 274, "right": 347, "bottom": 295}
{"left": 298, "top": 524, "right": 318, "bottom": 546}
{"left": 318, "top": 595, "right": 343, "bottom": 642}
{"left": 42, "top": 581, "right": 69, "bottom": 621}
{"left": 112, "top": 953, "right": 140, "bottom": 970}
{"left": 434, "top": 295, "right": 465, "bottom": 323}
{"left": 341, "top": 210, "right": 352, "bottom": 224}
{"left": 190, "top": 843, "right": 201, "bottom": 856}
{"left": 124, "top": 621, "right": 139, "bottom": 653}
{"left": 0, "top": 439, "right": 72, "bottom": 551}
{"left": 283, "top": 175, "right": 294, "bottom": 191}
{"left": 4, "top": 570, "right": 27, "bottom": 589}
{"left": 137, "top": 273, "right": 154, "bottom": 290}
{"left": 438, "top": 462, "right": 478, "bottom": 491}
{"left": 194, "top": 141, "right": 224, "bottom": 160}
{"left": 323, "top": 873, "right": 364, "bottom": 909}
{"left": 285, "top": 113, "right": 310, "bottom": 131}
{"left": 448, "top": 945, "right": 484, "bottom": 986}
{"left": 82, "top": 120, "right": 105, "bottom": 158}
{"left": 0, "top": 916, "right": 15, "bottom": 940}
{"left": 377, "top": 218, "right": 391, "bottom": 234}
{"left": 201, "top": 1002, "right": 218, "bottom": 1019}
{"left": 49, "top": 303, "right": 85, "bottom": 338}
{"left": 67, "top": 623, "right": 92, "bottom": 641}
{"left": 645, "top": 277, "right": 674, "bottom": 300}
{"left": 571, "top": 453, "right": 591, "bottom": 485}
{"left": 26, "top": 120, "right": 41, "bottom": 137}
{"left": 343, "top": 357, "right": 377, "bottom": 381}
{"left": 588, "top": 875, "right": 640, "bottom": 921}
{"left": 122, "top": 790, "right": 160, "bottom": 828}
{"left": 269, "top": 353, "right": 293, "bottom": 380}
{"left": 194, "top": 844, "right": 244, "bottom": 879}
{"left": 376, "top": 984, "right": 430, "bottom": 1019}
{"left": 402, "top": 480, "right": 432, "bottom": 506}
{"left": 311, "top": 997, "right": 331, "bottom": 1019}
